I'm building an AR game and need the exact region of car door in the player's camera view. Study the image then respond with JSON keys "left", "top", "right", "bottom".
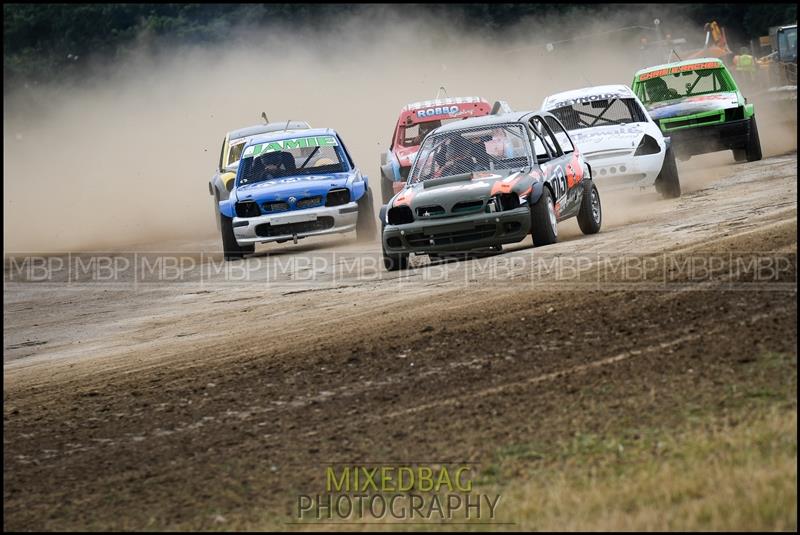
{"left": 543, "top": 115, "right": 587, "bottom": 218}
{"left": 529, "top": 115, "right": 575, "bottom": 220}
{"left": 526, "top": 118, "right": 562, "bottom": 204}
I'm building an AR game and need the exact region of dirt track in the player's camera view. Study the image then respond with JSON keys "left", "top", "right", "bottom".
{"left": 3, "top": 153, "right": 798, "bottom": 530}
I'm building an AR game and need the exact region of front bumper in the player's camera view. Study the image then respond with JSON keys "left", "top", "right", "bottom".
{"left": 665, "top": 118, "right": 750, "bottom": 157}
{"left": 585, "top": 152, "right": 663, "bottom": 190}
{"left": 382, "top": 206, "right": 531, "bottom": 254}
{"left": 233, "top": 202, "right": 359, "bottom": 245}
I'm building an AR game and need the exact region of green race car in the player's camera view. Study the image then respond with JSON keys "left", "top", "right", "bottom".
{"left": 632, "top": 58, "right": 762, "bottom": 162}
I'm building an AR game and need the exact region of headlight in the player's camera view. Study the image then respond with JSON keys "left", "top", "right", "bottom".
{"left": 234, "top": 201, "right": 260, "bottom": 218}
{"left": 724, "top": 107, "right": 745, "bottom": 121}
{"left": 387, "top": 205, "right": 414, "bottom": 225}
{"left": 325, "top": 188, "right": 351, "bottom": 207}
{"left": 484, "top": 193, "right": 521, "bottom": 213}
{"left": 634, "top": 134, "right": 661, "bottom": 156}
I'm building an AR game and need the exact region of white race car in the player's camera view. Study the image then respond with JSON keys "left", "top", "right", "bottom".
{"left": 541, "top": 84, "right": 680, "bottom": 198}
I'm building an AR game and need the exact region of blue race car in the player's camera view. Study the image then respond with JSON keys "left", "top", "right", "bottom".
{"left": 217, "top": 127, "right": 377, "bottom": 259}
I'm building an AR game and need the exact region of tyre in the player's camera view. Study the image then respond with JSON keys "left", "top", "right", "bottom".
{"left": 530, "top": 187, "right": 558, "bottom": 247}
{"left": 577, "top": 181, "right": 602, "bottom": 235}
{"left": 356, "top": 187, "right": 378, "bottom": 241}
{"left": 380, "top": 170, "right": 395, "bottom": 205}
{"left": 212, "top": 187, "right": 222, "bottom": 231}
{"left": 745, "top": 116, "right": 762, "bottom": 162}
{"left": 220, "top": 214, "right": 254, "bottom": 261}
{"left": 383, "top": 248, "right": 409, "bottom": 271}
{"left": 655, "top": 146, "right": 681, "bottom": 199}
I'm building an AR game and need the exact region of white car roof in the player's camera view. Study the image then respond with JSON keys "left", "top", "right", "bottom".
{"left": 542, "top": 84, "right": 636, "bottom": 110}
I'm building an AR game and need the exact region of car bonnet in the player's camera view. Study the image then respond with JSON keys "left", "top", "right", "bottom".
{"left": 645, "top": 92, "right": 740, "bottom": 120}
{"left": 395, "top": 169, "right": 530, "bottom": 211}
{"left": 234, "top": 172, "right": 353, "bottom": 203}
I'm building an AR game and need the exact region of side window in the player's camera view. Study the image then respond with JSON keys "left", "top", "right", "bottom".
{"left": 336, "top": 135, "right": 356, "bottom": 169}
{"left": 634, "top": 83, "right": 646, "bottom": 102}
{"left": 218, "top": 136, "right": 227, "bottom": 171}
{"left": 391, "top": 121, "right": 404, "bottom": 150}
{"left": 401, "top": 124, "right": 419, "bottom": 146}
{"left": 544, "top": 117, "right": 575, "bottom": 154}
{"left": 527, "top": 124, "right": 552, "bottom": 163}
{"left": 227, "top": 141, "right": 245, "bottom": 166}
{"left": 623, "top": 98, "right": 648, "bottom": 123}
{"left": 531, "top": 117, "right": 561, "bottom": 157}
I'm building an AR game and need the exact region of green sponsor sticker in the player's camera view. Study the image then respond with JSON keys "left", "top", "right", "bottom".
{"left": 243, "top": 135, "right": 338, "bottom": 158}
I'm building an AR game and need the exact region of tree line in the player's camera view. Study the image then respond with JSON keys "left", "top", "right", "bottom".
{"left": 4, "top": 3, "right": 797, "bottom": 87}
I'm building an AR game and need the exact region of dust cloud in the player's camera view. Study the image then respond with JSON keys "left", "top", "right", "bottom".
{"left": 3, "top": 7, "right": 790, "bottom": 253}
{"left": 754, "top": 98, "right": 798, "bottom": 158}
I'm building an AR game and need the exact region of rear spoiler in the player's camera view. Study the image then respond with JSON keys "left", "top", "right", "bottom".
{"left": 490, "top": 100, "right": 514, "bottom": 115}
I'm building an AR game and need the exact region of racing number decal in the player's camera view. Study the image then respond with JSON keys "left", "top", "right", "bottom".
{"left": 552, "top": 166, "right": 567, "bottom": 201}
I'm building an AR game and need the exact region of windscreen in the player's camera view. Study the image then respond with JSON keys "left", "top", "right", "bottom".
{"left": 778, "top": 27, "right": 797, "bottom": 62}
{"left": 398, "top": 118, "right": 466, "bottom": 148}
{"left": 409, "top": 124, "right": 531, "bottom": 183}
{"left": 638, "top": 67, "right": 735, "bottom": 104}
{"left": 549, "top": 98, "right": 648, "bottom": 130}
{"left": 237, "top": 135, "right": 346, "bottom": 186}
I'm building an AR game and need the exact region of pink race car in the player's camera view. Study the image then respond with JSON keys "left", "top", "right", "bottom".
{"left": 379, "top": 96, "right": 509, "bottom": 204}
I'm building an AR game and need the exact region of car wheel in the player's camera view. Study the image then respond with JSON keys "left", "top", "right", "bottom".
{"left": 356, "top": 187, "right": 378, "bottom": 242}
{"left": 655, "top": 146, "right": 681, "bottom": 199}
{"left": 530, "top": 187, "right": 558, "bottom": 247}
{"left": 212, "top": 187, "right": 222, "bottom": 231}
{"left": 220, "top": 214, "right": 254, "bottom": 261}
{"left": 380, "top": 170, "right": 395, "bottom": 205}
{"left": 577, "top": 181, "right": 602, "bottom": 235}
{"left": 382, "top": 245, "right": 409, "bottom": 271}
{"left": 745, "top": 116, "right": 763, "bottom": 162}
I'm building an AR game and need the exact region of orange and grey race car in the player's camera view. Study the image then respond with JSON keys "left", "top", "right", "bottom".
{"left": 379, "top": 110, "right": 602, "bottom": 270}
